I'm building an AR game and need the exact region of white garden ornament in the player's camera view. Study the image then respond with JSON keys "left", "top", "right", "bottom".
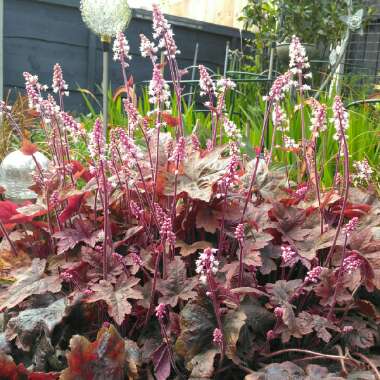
{"left": 0, "top": 149, "right": 49, "bottom": 201}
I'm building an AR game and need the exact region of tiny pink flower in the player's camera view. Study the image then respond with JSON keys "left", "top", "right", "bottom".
{"left": 169, "top": 136, "right": 186, "bottom": 164}
{"left": 195, "top": 248, "right": 219, "bottom": 285}
{"left": 123, "top": 97, "right": 140, "bottom": 133}
{"left": 160, "top": 216, "right": 176, "bottom": 247}
{"left": 131, "top": 252, "right": 143, "bottom": 267}
{"left": 342, "top": 325, "right": 354, "bottom": 334}
{"left": 213, "top": 328, "right": 223, "bottom": 345}
{"left": 191, "top": 134, "right": 201, "bottom": 151}
{"left": 234, "top": 223, "right": 245, "bottom": 244}
{"left": 52, "top": 63, "right": 69, "bottom": 96}
{"left": 342, "top": 252, "right": 363, "bottom": 275}
{"left": 149, "top": 64, "right": 170, "bottom": 107}
{"left": 289, "top": 36, "right": 311, "bottom": 77}
{"left": 305, "top": 266, "right": 324, "bottom": 284}
{"left": 155, "top": 303, "right": 166, "bottom": 320}
{"left": 274, "top": 307, "right": 283, "bottom": 319}
{"left": 113, "top": 32, "right": 131, "bottom": 68}
{"left": 281, "top": 245, "right": 297, "bottom": 264}
{"left": 199, "top": 65, "right": 215, "bottom": 97}
{"left": 352, "top": 159, "right": 373, "bottom": 185}
{"left": 266, "top": 329, "right": 276, "bottom": 341}
{"left": 342, "top": 217, "right": 359, "bottom": 236}
{"left": 139, "top": 33, "right": 158, "bottom": 62}
{"left": 332, "top": 96, "right": 349, "bottom": 141}
{"left": 265, "top": 71, "right": 293, "bottom": 103}
{"left": 295, "top": 186, "right": 308, "bottom": 198}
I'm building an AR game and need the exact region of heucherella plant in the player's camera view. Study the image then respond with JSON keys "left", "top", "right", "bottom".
{"left": 0, "top": 4, "right": 379, "bottom": 379}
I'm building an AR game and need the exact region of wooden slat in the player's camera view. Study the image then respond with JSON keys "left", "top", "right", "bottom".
{"left": 3, "top": 0, "right": 248, "bottom": 112}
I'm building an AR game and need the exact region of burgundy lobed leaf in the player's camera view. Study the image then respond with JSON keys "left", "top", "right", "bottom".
{"left": 86, "top": 274, "right": 143, "bottom": 325}
{"left": 157, "top": 256, "right": 197, "bottom": 307}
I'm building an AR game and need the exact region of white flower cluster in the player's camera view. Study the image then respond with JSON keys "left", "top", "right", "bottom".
{"left": 272, "top": 103, "right": 288, "bottom": 130}
{"left": 283, "top": 135, "right": 299, "bottom": 149}
{"left": 289, "top": 36, "right": 311, "bottom": 76}
{"left": 195, "top": 248, "right": 219, "bottom": 285}
{"left": 352, "top": 159, "right": 373, "bottom": 186}
{"left": 113, "top": 32, "right": 132, "bottom": 68}
{"left": 310, "top": 100, "right": 327, "bottom": 138}
{"left": 332, "top": 96, "right": 349, "bottom": 141}
{"left": 80, "top": 0, "right": 132, "bottom": 38}
{"left": 223, "top": 119, "right": 242, "bottom": 140}
{"left": 149, "top": 64, "right": 171, "bottom": 108}
{"left": 217, "top": 78, "right": 236, "bottom": 91}
{"left": 140, "top": 34, "right": 158, "bottom": 63}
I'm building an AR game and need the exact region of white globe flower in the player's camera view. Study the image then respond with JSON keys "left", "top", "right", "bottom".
{"left": 80, "top": 0, "right": 132, "bottom": 38}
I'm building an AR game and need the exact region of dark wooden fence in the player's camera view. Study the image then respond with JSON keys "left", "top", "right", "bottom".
{"left": 4, "top": 0, "right": 246, "bottom": 113}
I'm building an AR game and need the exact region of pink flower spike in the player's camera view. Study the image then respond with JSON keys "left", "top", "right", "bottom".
{"left": 274, "top": 307, "right": 284, "bottom": 319}
{"left": 89, "top": 118, "right": 106, "bottom": 162}
{"left": 289, "top": 36, "right": 311, "bottom": 77}
{"left": 195, "top": 247, "right": 219, "bottom": 285}
{"left": 342, "top": 217, "right": 359, "bottom": 236}
{"left": 342, "top": 252, "right": 363, "bottom": 274}
{"left": 281, "top": 245, "right": 297, "bottom": 264}
{"left": 191, "top": 134, "right": 201, "bottom": 151}
{"left": 199, "top": 65, "right": 215, "bottom": 97}
{"left": 234, "top": 223, "right": 245, "bottom": 244}
{"left": 169, "top": 136, "right": 186, "bottom": 164}
{"left": 152, "top": 4, "right": 180, "bottom": 58}
{"left": 113, "top": 32, "right": 132, "bottom": 68}
{"left": 52, "top": 63, "right": 69, "bottom": 96}
{"left": 149, "top": 64, "right": 170, "bottom": 108}
{"left": 155, "top": 303, "right": 166, "bottom": 320}
{"left": 332, "top": 96, "right": 349, "bottom": 142}
{"left": 160, "top": 216, "right": 176, "bottom": 247}
{"left": 123, "top": 97, "right": 140, "bottom": 133}
{"left": 213, "top": 328, "right": 223, "bottom": 345}
{"left": 265, "top": 71, "right": 293, "bottom": 103}
{"left": 310, "top": 100, "right": 327, "bottom": 138}
{"left": 305, "top": 266, "right": 324, "bottom": 284}
{"left": 139, "top": 33, "right": 158, "bottom": 62}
